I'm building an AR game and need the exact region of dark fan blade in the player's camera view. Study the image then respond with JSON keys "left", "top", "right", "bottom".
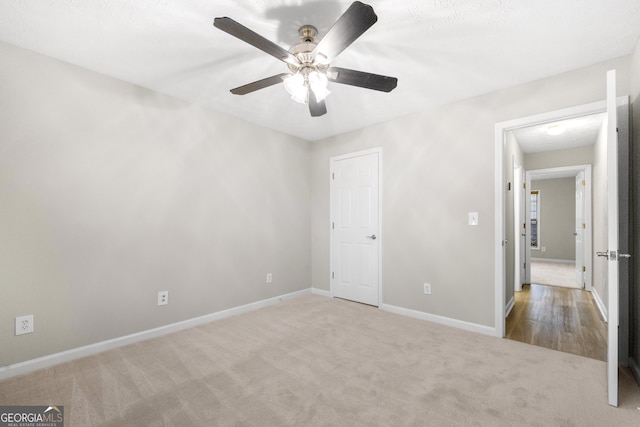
{"left": 312, "top": 1, "right": 377, "bottom": 62}
{"left": 214, "top": 17, "right": 300, "bottom": 66}
{"left": 327, "top": 67, "right": 397, "bottom": 92}
{"left": 230, "top": 73, "right": 290, "bottom": 95}
{"left": 308, "top": 91, "right": 327, "bottom": 117}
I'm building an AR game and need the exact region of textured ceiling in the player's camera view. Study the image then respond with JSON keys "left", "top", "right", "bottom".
{"left": 1, "top": 1, "right": 639, "bottom": 141}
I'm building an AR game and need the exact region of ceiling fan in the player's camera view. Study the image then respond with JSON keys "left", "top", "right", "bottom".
{"left": 213, "top": 1, "right": 398, "bottom": 117}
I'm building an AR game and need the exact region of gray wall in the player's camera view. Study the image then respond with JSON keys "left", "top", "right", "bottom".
{"left": 525, "top": 146, "right": 594, "bottom": 171}
{"left": 1, "top": 39, "right": 636, "bottom": 368}
{"left": 311, "top": 55, "right": 631, "bottom": 328}
{"left": 0, "top": 42, "right": 311, "bottom": 367}
{"left": 630, "top": 35, "right": 640, "bottom": 380}
{"left": 529, "top": 178, "right": 577, "bottom": 261}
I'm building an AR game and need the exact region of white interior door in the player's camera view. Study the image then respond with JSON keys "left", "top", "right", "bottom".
{"left": 519, "top": 168, "right": 526, "bottom": 287}
{"left": 605, "top": 69, "right": 619, "bottom": 407}
{"left": 514, "top": 160, "right": 525, "bottom": 292}
{"left": 330, "top": 149, "right": 380, "bottom": 306}
{"left": 575, "top": 171, "right": 585, "bottom": 287}
{"left": 524, "top": 173, "right": 532, "bottom": 286}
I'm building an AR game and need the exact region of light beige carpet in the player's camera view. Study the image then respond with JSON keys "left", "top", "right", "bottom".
{"left": 1, "top": 295, "right": 639, "bottom": 426}
{"left": 530, "top": 260, "right": 581, "bottom": 289}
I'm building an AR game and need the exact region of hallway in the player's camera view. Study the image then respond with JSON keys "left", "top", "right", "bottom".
{"left": 506, "top": 284, "right": 607, "bottom": 361}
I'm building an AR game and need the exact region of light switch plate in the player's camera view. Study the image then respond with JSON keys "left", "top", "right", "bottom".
{"left": 469, "top": 212, "right": 479, "bottom": 226}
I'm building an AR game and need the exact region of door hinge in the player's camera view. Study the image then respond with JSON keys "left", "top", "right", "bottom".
{"left": 332, "top": 222, "right": 334, "bottom": 230}
{"left": 332, "top": 272, "right": 334, "bottom": 279}
{"left": 332, "top": 172, "right": 335, "bottom": 180}
{"left": 523, "top": 183, "right": 526, "bottom": 189}
{"left": 582, "top": 266, "right": 586, "bottom": 272}
{"left": 582, "top": 180, "right": 586, "bottom": 186}
{"left": 583, "top": 223, "right": 586, "bottom": 229}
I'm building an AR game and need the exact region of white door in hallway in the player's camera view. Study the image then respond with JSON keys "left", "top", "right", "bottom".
{"left": 575, "top": 170, "right": 585, "bottom": 287}
{"left": 330, "top": 149, "right": 380, "bottom": 306}
{"left": 516, "top": 161, "right": 526, "bottom": 291}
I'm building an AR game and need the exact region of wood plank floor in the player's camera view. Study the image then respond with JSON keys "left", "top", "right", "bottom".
{"left": 506, "top": 284, "right": 607, "bottom": 361}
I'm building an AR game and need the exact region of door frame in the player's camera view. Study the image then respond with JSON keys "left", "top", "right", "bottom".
{"left": 329, "top": 147, "right": 383, "bottom": 306}
{"left": 494, "top": 100, "right": 607, "bottom": 337}
{"left": 525, "top": 164, "right": 593, "bottom": 291}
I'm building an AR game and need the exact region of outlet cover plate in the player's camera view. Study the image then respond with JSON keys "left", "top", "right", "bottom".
{"left": 158, "top": 291, "right": 169, "bottom": 306}
{"left": 15, "top": 314, "right": 34, "bottom": 335}
{"left": 423, "top": 283, "right": 432, "bottom": 295}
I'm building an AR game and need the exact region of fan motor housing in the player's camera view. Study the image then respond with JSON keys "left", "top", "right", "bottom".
{"left": 287, "top": 25, "right": 329, "bottom": 73}
{"left": 298, "top": 25, "right": 317, "bottom": 42}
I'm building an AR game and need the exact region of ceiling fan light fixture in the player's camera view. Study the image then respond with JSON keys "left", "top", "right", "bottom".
{"left": 283, "top": 73, "right": 308, "bottom": 104}
{"left": 284, "top": 69, "right": 331, "bottom": 104}
{"left": 214, "top": 2, "right": 397, "bottom": 117}
{"left": 309, "top": 71, "right": 331, "bottom": 102}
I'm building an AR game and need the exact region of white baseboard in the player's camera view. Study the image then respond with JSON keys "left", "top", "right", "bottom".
{"left": 0, "top": 288, "right": 311, "bottom": 381}
{"left": 591, "top": 288, "right": 607, "bottom": 322}
{"left": 505, "top": 296, "right": 515, "bottom": 318}
{"left": 380, "top": 303, "right": 496, "bottom": 336}
{"left": 311, "top": 287, "right": 331, "bottom": 298}
{"left": 630, "top": 357, "right": 640, "bottom": 386}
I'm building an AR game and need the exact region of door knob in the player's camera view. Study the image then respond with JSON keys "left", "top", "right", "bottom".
{"left": 619, "top": 253, "right": 631, "bottom": 259}
{"left": 366, "top": 234, "right": 377, "bottom": 240}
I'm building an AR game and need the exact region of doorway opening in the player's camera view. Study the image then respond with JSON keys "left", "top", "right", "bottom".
{"left": 525, "top": 165, "right": 593, "bottom": 292}
{"left": 505, "top": 124, "right": 604, "bottom": 360}
{"left": 494, "top": 100, "right": 608, "bottom": 338}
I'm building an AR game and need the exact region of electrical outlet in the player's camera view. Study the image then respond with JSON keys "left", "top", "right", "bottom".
{"left": 15, "top": 315, "right": 34, "bottom": 336}
{"left": 266, "top": 273, "right": 273, "bottom": 283}
{"left": 158, "top": 291, "right": 169, "bottom": 306}
{"left": 423, "top": 283, "right": 432, "bottom": 295}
